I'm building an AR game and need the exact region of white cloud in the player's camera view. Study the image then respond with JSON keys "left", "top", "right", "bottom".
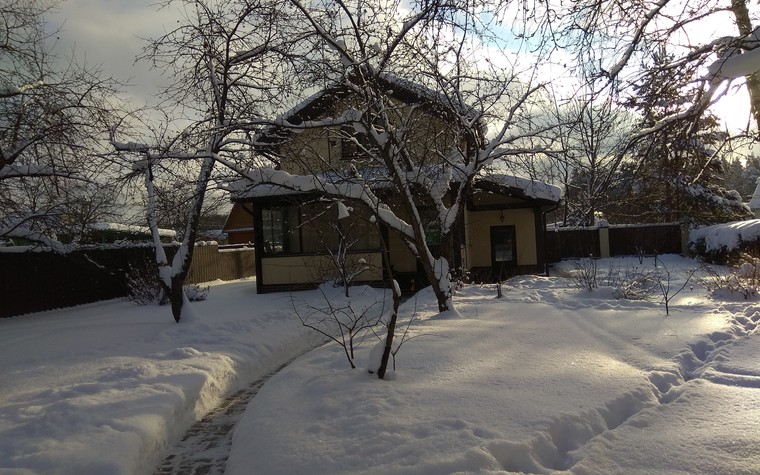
{"left": 47, "top": 0, "right": 180, "bottom": 108}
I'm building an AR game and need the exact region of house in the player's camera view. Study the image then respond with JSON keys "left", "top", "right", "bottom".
{"left": 750, "top": 178, "right": 760, "bottom": 219}
{"left": 84, "top": 222, "right": 176, "bottom": 244}
{"left": 222, "top": 202, "right": 255, "bottom": 244}
{"left": 228, "top": 74, "right": 561, "bottom": 293}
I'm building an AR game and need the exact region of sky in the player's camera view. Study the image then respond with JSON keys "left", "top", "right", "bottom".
{"left": 46, "top": 0, "right": 753, "bottom": 132}
{"left": 47, "top": 0, "right": 178, "bottom": 109}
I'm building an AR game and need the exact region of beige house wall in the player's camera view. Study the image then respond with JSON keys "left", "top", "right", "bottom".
{"left": 260, "top": 252, "right": 383, "bottom": 285}
{"left": 464, "top": 208, "right": 537, "bottom": 267}
{"left": 278, "top": 96, "right": 462, "bottom": 175}
{"left": 279, "top": 128, "right": 339, "bottom": 175}
{"left": 388, "top": 232, "right": 417, "bottom": 273}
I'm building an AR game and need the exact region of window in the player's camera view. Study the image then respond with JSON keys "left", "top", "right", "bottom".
{"left": 261, "top": 207, "right": 286, "bottom": 254}
{"left": 341, "top": 125, "right": 371, "bottom": 160}
{"left": 300, "top": 202, "right": 380, "bottom": 253}
{"left": 490, "top": 225, "right": 516, "bottom": 266}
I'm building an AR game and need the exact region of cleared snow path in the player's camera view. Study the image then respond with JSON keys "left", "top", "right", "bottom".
{"left": 492, "top": 300, "right": 760, "bottom": 474}
{"left": 0, "top": 278, "right": 354, "bottom": 475}
{"left": 154, "top": 351, "right": 311, "bottom": 475}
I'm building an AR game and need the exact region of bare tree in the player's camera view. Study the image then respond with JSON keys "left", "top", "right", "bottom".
{"left": 222, "top": 0, "right": 558, "bottom": 313}
{"left": 534, "top": 83, "right": 635, "bottom": 226}
{"left": 0, "top": 0, "right": 122, "bottom": 249}
{"left": 111, "top": 0, "right": 311, "bottom": 322}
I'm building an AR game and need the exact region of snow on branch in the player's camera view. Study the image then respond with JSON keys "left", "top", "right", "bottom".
{"left": 604, "top": 0, "right": 670, "bottom": 80}
{"left": 110, "top": 138, "right": 152, "bottom": 154}
{"left": 0, "top": 164, "right": 67, "bottom": 180}
{"left": 708, "top": 47, "right": 760, "bottom": 80}
{"left": 0, "top": 225, "right": 72, "bottom": 254}
{"left": 221, "top": 162, "right": 415, "bottom": 240}
{"left": 0, "top": 80, "right": 44, "bottom": 98}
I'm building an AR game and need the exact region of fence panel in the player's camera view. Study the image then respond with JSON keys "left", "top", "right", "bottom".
{"left": 1, "top": 244, "right": 255, "bottom": 318}
{"left": 546, "top": 223, "right": 683, "bottom": 263}
{"left": 546, "top": 228, "right": 600, "bottom": 262}
{"left": 187, "top": 244, "right": 256, "bottom": 283}
{"left": 0, "top": 247, "right": 154, "bottom": 318}
{"left": 608, "top": 224, "right": 681, "bottom": 256}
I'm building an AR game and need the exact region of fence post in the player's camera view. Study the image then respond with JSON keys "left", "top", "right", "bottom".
{"left": 598, "top": 222, "right": 610, "bottom": 258}
{"left": 680, "top": 223, "right": 691, "bottom": 256}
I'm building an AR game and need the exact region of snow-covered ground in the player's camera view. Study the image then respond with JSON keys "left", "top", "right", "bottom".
{"left": 226, "top": 255, "right": 760, "bottom": 475}
{"left": 1, "top": 255, "right": 759, "bottom": 474}
{"left": 0, "top": 279, "right": 332, "bottom": 474}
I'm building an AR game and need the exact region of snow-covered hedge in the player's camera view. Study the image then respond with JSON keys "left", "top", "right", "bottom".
{"left": 690, "top": 219, "right": 760, "bottom": 263}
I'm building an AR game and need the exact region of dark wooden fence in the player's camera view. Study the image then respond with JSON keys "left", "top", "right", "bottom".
{"left": 608, "top": 224, "right": 683, "bottom": 256}
{"left": 0, "top": 244, "right": 255, "bottom": 318}
{"left": 546, "top": 228, "right": 601, "bottom": 261}
{"left": 546, "top": 223, "right": 684, "bottom": 263}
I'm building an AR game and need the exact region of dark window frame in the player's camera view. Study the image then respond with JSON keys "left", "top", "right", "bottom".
{"left": 490, "top": 225, "right": 517, "bottom": 275}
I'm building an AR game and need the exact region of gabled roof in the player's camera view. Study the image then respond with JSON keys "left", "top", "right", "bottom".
{"left": 255, "top": 72, "right": 480, "bottom": 147}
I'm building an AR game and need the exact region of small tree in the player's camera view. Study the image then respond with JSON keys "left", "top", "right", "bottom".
{"left": 306, "top": 201, "right": 373, "bottom": 298}
{"left": 654, "top": 257, "right": 697, "bottom": 315}
{"left": 292, "top": 286, "right": 387, "bottom": 369}
{"left": 111, "top": 0, "right": 309, "bottom": 322}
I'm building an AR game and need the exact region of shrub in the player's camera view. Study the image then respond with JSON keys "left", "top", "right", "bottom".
{"left": 184, "top": 283, "right": 209, "bottom": 302}
{"left": 126, "top": 259, "right": 168, "bottom": 305}
{"left": 700, "top": 253, "right": 760, "bottom": 300}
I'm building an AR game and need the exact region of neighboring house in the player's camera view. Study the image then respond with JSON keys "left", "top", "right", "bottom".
{"left": 223, "top": 202, "right": 255, "bottom": 244}
{"left": 750, "top": 178, "right": 760, "bottom": 219}
{"left": 228, "top": 75, "right": 561, "bottom": 293}
{"left": 85, "top": 222, "right": 176, "bottom": 244}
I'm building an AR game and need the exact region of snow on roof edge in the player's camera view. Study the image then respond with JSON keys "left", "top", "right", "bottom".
{"left": 475, "top": 172, "right": 561, "bottom": 203}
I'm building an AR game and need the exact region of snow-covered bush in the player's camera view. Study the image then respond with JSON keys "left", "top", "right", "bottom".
{"left": 127, "top": 260, "right": 209, "bottom": 304}
{"left": 184, "top": 283, "right": 209, "bottom": 302}
{"left": 690, "top": 220, "right": 760, "bottom": 264}
{"left": 699, "top": 254, "right": 760, "bottom": 300}
{"left": 562, "top": 258, "right": 661, "bottom": 301}
{"left": 572, "top": 256, "right": 599, "bottom": 291}
{"left": 608, "top": 265, "right": 659, "bottom": 300}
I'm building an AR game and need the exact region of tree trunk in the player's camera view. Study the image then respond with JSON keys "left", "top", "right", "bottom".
{"left": 377, "top": 284, "right": 399, "bottom": 380}
{"left": 731, "top": 0, "right": 760, "bottom": 129}
{"left": 377, "top": 219, "right": 398, "bottom": 379}
{"left": 166, "top": 156, "right": 216, "bottom": 323}
{"left": 170, "top": 275, "right": 185, "bottom": 323}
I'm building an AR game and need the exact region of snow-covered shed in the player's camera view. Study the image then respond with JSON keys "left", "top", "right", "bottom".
{"left": 228, "top": 76, "right": 561, "bottom": 293}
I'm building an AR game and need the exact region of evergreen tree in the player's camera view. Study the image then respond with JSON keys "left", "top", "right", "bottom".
{"left": 618, "top": 48, "right": 751, "bottom": 225}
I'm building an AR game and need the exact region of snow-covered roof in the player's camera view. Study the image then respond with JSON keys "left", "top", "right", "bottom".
{"left": 258, "top": 72, "right": 479, "bottom": 146}
{"left": 226, "top": 167, "right": 392, "bottom": 200}
{"left": 227, "top": 167, "right": 560, "bottom": 204}
{"left": 283, "top": 72, "right": 475, "bottom": 121}
{"left": 474, "top": 172, "right": 561, "bottom": 203}
{"left": 88, "top": 222, "right": 177, "bottom": 238}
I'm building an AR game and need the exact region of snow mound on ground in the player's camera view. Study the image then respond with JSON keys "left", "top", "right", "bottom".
{"left": 0, "top": 279, "right": 354, "bottom": 474}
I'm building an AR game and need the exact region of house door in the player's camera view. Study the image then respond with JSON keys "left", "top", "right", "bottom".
{"left": 490, "top": 225, "right": 517, "bottom": 279}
